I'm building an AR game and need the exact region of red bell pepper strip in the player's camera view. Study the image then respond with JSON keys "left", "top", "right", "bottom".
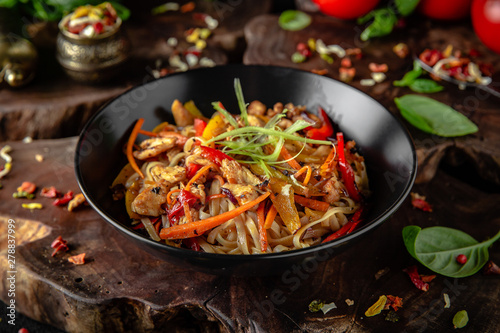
{"left": 337, "top": 132, "right": 362, "bottom": 202}
{"left": 53, "top": 191, "right": 74, "bottom": 206}
{"left": 322, "top": 208, "right": 363, "bottom": 243}
{"left": 199, "top": 146, "right": 234, "bottom": 167}
{"left": 194, "top": 118, "right": 207, "bottom": 137}
{"left": 186, "top": 163, "right": 202, "bottom": 179}
{"left": 306, "top": 107, "right": 334, "bottom": 141}
{"left": 167, "top": 189, "right": 198, "bottom": 225}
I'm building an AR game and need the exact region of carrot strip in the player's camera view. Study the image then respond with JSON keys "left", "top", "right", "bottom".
{"left": 138, "top": 129, "right": 158, "bottom": 137}
{"left": 160, "top": 192, "right": 271, "bottom": 239}
{"left": 294, "top": 165, "right": 312, "bottom": 185}
{"left": 257, "top": 201, "right": 268, "bottom": 252}
{"left": 263, "top": 205, "right": 278, "bottom": 229}
{"left": 207, "top": 194, "right": 226, "bottom": 201}
{"left": 185, "top": 164, "right": 212, "bottom": 191}
{"left": 320, "top": 145, "right": 337, "bottom": 172}
{"left": 213, "top": 175, "right": 225, "bottom": 186}
{"left": 167, "top": 189, "right": 182, "bottom": 205}
{"left": 280, "top": 146, "right": 301, "bottom": 170}
{"left": 294, "top": 194, "right": 330, "bottom": 212}
{"left": 127, "top": 118, "right": 145, "bottom": 179}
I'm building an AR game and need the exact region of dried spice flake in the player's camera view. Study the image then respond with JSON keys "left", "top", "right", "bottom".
{"left": 483, "top": 260, "right": 500, "bottom": 275}
{"left": 345, "top": 299, "right": 354, "bottom": 306}
{"left": 403, "top": 265, "right": 430, "bottom": 291}
{"left": 385, "top": 310, "right": 400, "bottom": 322}
{"left": 453, "top": 310, "right": 469, "bottom": 329}
{"left": 443, "top": 293, "right": 451, "bottom": 308}
{"left": 384, "top": 295, "right": 403, "bottom": 311}
{"left": 51, "top": 236, "right": 69, "bottom": 257}
{"left": 365, "top": 295, "right": 387, "bottom": 317}
{"left": 308, "top": 299, "right": 324, "bottom": 312}
{"left": 68, "top": 253, "right": 86, "bottom": 265}
{"left": 410, "top": 192, "right": 433, "bottom": 212}
{"left": 321, "top": 302, "right": 337, "bottom": 314}
{"left": 68, "top": 193, "right": 87, "bottom": 212}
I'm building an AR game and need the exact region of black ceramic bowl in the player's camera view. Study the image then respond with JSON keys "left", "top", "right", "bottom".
{"left": 75, "top": 65, "right": 416, "bottom": 276}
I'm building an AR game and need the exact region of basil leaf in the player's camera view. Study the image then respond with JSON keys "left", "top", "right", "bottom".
{"left": 403, "top": 226, "right": 500, "bottom": 278}
{"left": 359, "top": 8, "right": 398, "bottom": 41}
{"left": 409, "top": 79, "right": 444, "bottom": 93}
{"left": 278, "top": 10, "right": 311, "bottom": 31}
{"left": 394, "top": 95, "right": 478, "bottom": 137}
{"left": 394, "top": 0, "right": 420, "bottom": 16}
{"left": 393, "top": 68, "right": 422, "bottom": 87}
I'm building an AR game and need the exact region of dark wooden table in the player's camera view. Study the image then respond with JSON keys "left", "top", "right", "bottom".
{"left": 1, "top": 3, "right": 499, "bottom": 333}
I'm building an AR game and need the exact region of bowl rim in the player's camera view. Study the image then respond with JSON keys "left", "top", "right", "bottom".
{"left": 74, "top": 64, "right": 417, "bottom": 262}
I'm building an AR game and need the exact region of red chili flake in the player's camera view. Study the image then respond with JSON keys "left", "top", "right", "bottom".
{"left": 403, "top": 265, "right": 430, "bottom": 291}
{"left": 93, "top": 22, "right": 103, "bottom": 34}
{"left": 51, "top": 236, "right": 69, "bottom": 257}
{"left": 17, "top": 181, "right": 36, "bottom": 194}
{"left": 384, "top": 295, "right": 403, "bottom": 311}
{"left": 297, "top": 42, "right": 312, "bottom": 58}
{"left": 311, "top": 68, "right": 329, "bottom": 75}
{"left": 468, "top": 48, "right": 481, "bottom": 57}
{"left": 341, "top": 57, "right": 352, "bottom": 68}
{"left": 419, "top": 49, "right": 442, "bottom": 67}
{"left": 53, "top": 191, "right": 74, "bottom": 206}
{"left": 369, "top": 62, "right": 388, "bottom": 73}
{"left": 18, "top": 328, "right": 29, "bottom": 333}
{"left": 420, "top": 274, "right": 436, "bottom": 283}
{"left": 41, "top": 186, "right": 61, "bottom": 198}
{"left": 339, "top": 67, "right": 356, "bottom": 82}
{"left": 180, "top": 1, "right": 195, "bottom": 13}
{"left": 410, "top": 192, "right": 433, "bottom": 212}
{"left": 456, "top": 254, "right": 468, "bottom": 265}
{"left": 68, "top": 253, "right": 86, "bottom": 265}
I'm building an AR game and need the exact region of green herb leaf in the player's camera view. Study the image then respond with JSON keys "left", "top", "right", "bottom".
{"left": 234, "top": 78, "right": 249, "bottom": 127}
{"left": 402, "top": 226, "right": 500, "bottom": 278}
{"left": 394, "top": 0, "right": 420, "bottom": 16}
{"left": 453, "top": 310, "right": 469, "bottom": 329}
{"left": 393, "top": 61, "right": 422, "bottom": 87}
{"left": 278, "top": 10, "right": 311, "bottom": 31}
{"left": 394, "top": 95, "right": 478, "bottom": 137}
{"left": 358, "top": 8, "right": 398, "bottom": 41}
{"left": 409, "top": 79, "right": 444, "bottom": 93}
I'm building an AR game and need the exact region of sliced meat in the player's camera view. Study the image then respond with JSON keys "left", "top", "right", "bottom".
{"left": 131, "top": 184, "right": 168, "bottom": 216}
{"left": 133, "top": 137, "right": 176, "bottom": 160}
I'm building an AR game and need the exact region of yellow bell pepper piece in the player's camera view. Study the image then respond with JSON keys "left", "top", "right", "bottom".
{"left": 202, "top": 114, "right": 225, "bottom": 140}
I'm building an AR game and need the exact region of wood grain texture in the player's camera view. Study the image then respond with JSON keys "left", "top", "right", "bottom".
{"left": 0, "top": 138, "right": 498, "bottom": 332}
{"left": 243, "top": 14, "right": 500, "bottom": 185}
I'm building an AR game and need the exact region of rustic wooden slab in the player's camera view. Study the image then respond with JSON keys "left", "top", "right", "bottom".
{"left": 0, "top": 0, "right": 272, "bottom": 142}
{"left": 0, "top": 137, "right": 498, "bottom": 332}
{"left": 243, "top": 14, "right": 500, "bottom": 186}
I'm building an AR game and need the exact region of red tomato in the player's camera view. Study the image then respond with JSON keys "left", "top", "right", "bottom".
{"left": 313, "top": 0, "right": 380, "bottom": 20}
{"left": 418, "top": 0, "right": 472, "bottom": 20}
{"left": 472, "top": 0, "right": 500, "bottom": 54}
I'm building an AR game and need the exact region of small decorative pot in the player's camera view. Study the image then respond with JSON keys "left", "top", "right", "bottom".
{"left": 56, "top": 16, "right": 130, "bottom": 83}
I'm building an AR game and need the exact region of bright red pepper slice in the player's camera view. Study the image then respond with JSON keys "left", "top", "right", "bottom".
{"left": 199, "top": 146, "right": 233, "bottom": 167}
{"left": 186, "top": 163, "right": 202, "bottom": 179}
{"left": 194, "top": 118, "right": 207, "bottom": 137}
{"left": 322, "top": 208, "right": 363, "bottom": 243}
{"left": 167, "top": 190, "right": 198, "bottom": 224}
{"left": 52, "top": 191, "right": 74, "bottom": 206}
{"left": 306, "top": 107, "right": 334, "bottom": 141}
{"left": 337, "top": 132, "right": 362, "bottom": 202}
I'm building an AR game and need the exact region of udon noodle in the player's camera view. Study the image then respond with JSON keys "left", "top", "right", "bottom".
{"left": 112, "top": 80, "right": 369, "bottom": 254}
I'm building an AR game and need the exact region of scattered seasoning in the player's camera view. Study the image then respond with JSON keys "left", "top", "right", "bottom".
{"left": 374, "top": 267, "right": 390, "bottom": 280}
{"left": 345, "top": 299, "right": 354, "bottom": 306}
{"left": 483, "top": 260, "right": 500, "bottom": 275}
{"left": 360, "top": 79, "right": 376, "bottom": 86}
{"left": 365, "top": 295, "right": 387, "bottom": 317}
{"left": 311, "top": 68, "right": 329, "bottom": 75}
{"left": 456, "top": 254, "right": 468, "bottom": 265}
{"left": 339, "top": 67, "right": 356, "bottom": 82}
{"left": 371, "top": 72, "right": 386, "bottom": 83}
{"left": 35, "top": 154, "right": 44, "bottom": 162}
{"left": 419, "top": 45, "right": 492, "bottom": 85}
{"left": 13, "top": 191, "right": 35, "bottom": 199}
{"left": 21, "top": 203, "right": 42, "bottom": 210}
{"left": 308, "top": 299, "right": 324, "bottom": 312}
{"left": 68, "top": 253, "right": 86, "bottom": 265}
{"left": 443, "top": 293, "right": 451, "bottom": 308}
{"left": 151, "top": 2, "right": 179, "bottom": 15}
{"left": 278, "top": 10, "right": 311, "bottom": 31}
{"left": 453, "top": 310, "right": 469, "bottom": 329}
{"left": 53, "top": 191, "right": 74, "bottom": 206}
{"left": 385, "top": 310, "right": 400, "bottom": 323}
{"left": 41, "top": 186, "right": 61, "bottom": 198}
{"left": 22, "top": 137, "right": 32, "bottom": 143}
{"left": 320, "top": 302, "right": 337, "bottom": 314}
{"left": 369, "top": 63, "right": 388, "bottom": 73}
{"left": 403, "top": 265, "right": 430, "bottom": 291}
{"left": 17, "top": 181, "right": 36, "bottom": 194}
{"left": 384, "top": 295, "right": 403, "bottom": 311}
{"left": 420, "top": 274, "right": 436, "bottom": 283}
{"left": 393, "top": 43, "right": 409, "bottom": 58}
{"left": 180, "top": 1, "right": 195, "bottom": 13}
{"left": 68, "top": 193, "right": 87, "bottom": 212}
{"left": 51, "top": 236, "right": 69, "bottom": 256}
{"left": 410, "top": 192, "right": 433, "bottom": 212}
{"left": 18, "top": 328, "right": 29, "bottom": 333}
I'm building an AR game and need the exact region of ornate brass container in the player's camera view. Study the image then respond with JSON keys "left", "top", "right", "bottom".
{"left": 0, "top": 35, "right": 38, "bottom": 88}
{"left": 56, "top": 17, "right": 130, "bottom": 83}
